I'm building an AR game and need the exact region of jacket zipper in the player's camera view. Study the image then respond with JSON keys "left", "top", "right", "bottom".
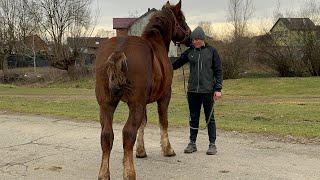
{"left": 197, "top": 53, "right": 201, "bottom": 92}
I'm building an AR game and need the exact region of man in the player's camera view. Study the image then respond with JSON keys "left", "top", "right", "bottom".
{"left": 172, "top": 26, "right": 223, "bottom": 155}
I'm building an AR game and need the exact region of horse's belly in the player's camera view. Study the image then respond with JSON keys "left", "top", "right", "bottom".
{"left": 147, "top": 57, "right": 173, "bottom": 103}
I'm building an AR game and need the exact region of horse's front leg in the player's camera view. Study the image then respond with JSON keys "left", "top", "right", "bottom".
{"left": 157, "top": 89, "right": 176, "bottom": 157}
{"left": 123, "top": 103, "right": 145, "bottom": 180}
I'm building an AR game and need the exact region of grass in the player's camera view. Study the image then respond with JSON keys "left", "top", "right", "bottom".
{"left": 0, "top": 73, "right": 320, "bottom": 139}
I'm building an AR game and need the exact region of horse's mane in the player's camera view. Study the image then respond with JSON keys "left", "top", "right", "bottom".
{"left": 141, "top": 5, "right": 175, "bottom": 40}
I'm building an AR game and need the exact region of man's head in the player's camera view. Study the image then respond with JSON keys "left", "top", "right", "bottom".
{"left": 190, "top": 26, "right": 205, "bottom": 48}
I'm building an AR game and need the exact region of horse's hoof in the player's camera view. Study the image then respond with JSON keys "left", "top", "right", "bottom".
{"left": 136, "top": 152, "right": 147, "bottom": 158}
{"left": 123, "top": 174, "right": 136, "bottom": 180}
{"left": 98, "top": 176, "right": 110, "bottom": 180}
{"left": 163, "top": 149, "right": 176, "bottom": 157}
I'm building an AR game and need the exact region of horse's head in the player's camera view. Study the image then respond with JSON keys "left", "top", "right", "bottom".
{"left": 163, "top": 1, "right": 191, "bottom": 46}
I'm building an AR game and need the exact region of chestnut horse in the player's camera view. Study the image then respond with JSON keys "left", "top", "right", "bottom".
{"left": 95, "top": 1, "right": 190, "bottom": 179}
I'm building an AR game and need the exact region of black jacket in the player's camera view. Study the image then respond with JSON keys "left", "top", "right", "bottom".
{"left": 172, "top": 44, "right": 223, "bottom": 93}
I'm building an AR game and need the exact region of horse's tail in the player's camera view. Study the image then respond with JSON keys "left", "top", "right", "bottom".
{"left": 105, "top": 51, "right": 128, "bottom": 92}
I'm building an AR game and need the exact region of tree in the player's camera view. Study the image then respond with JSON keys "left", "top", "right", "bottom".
{"left": 227, "top": 0, "right": 254, "bottom": 39}
{"left": 300, "top": 0, "right": 320, "bottom": 25}
{"left": 198, "top": 21, "right": 214, "bottom": 38}
{"left": 273, "top": 0, "right": 284, "bottom": 23}
{"left": 128, "top": 10, "right": 139, "bottom": 18}
{"left": 0, "top": 0, "right": 19, "bottom": 80}
{"left": 224, "top": 0, "right": 255, "bottom": 78}
{"left": 31, "top": 0, "right": 93, "bottom": 75}
{"left": 300, "top": 0, "right": 320, "bottom": 76}
{"left": 16, "top": 0, "right": 41, "bottom": 73}
{"left": 95, "top": 29, "right": 115, "bottom": 38}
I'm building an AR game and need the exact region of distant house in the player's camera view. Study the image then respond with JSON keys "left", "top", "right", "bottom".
{"left": 270, "top": 18, "right": 318, "bottom": 46}
{"left": 67, "top": 37, "right": 108, "bottom": 65}
{"left": 22, "top": 35, "right": 49, "bottom": 54}
{"left": 113, "top": 8, "right": 185, "bottom": 57}
{"left": 316, "top": 25, "right": 320, "bottom": 40}
{"left": 7, "top": 35, "right": 50, "bottom": 68}
{"left": 127, "top": 8, "right": 157, "bottom": 36}
{"left": 113, "top": 18, "right": 138, "bottom": 37}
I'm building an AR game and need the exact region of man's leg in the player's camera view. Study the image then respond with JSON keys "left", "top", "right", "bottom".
{"left": 203, "top": 93, "right": 217, "bottom": 155}
{"left": 184, "top": 92, "right": 202, "bottom": 153}
{"left": 187, "top": 92, "right": 202, "bottom": 142}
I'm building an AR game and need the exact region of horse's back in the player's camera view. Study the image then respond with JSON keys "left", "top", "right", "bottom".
{"left": 96, "top": 36, "right": 155, "bottom": 102}
{"left": 97, "top": 36, "right": 151, "bottom": 57}
{"left": 96, "top": 36, "right": 153, "bottom": 70}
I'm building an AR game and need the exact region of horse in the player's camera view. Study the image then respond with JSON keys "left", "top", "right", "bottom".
{"left": 95, "top": 1, "right": 190, "bottom": 179}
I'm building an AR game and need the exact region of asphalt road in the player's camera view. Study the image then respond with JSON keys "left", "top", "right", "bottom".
{"left": 0, "top": 113, "right": 319, "bottom": 180}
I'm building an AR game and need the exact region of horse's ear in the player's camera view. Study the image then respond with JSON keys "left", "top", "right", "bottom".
{"left": 162, "top": 1, "right": 171, "bottom": 9}
{"left": 175, "top": 0, "right": 181, "bottom": 12}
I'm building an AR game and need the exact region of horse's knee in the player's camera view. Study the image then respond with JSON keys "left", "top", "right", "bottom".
{"left": 101, "top": 129, "right": 114, "bottom": 140}
{"left": 122, "top": 128, "right": 137, "bottom": 148}
{"left": 101, "top": 129, "right": 114, "bottom": 149}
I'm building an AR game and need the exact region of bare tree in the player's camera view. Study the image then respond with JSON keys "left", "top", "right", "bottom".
{"left": 198, "top": 21, "right": 214, "bottom": 38}
{"left": 30, "top": 0, "right": 93, "bottom": 75}
{"left": 0, "top": 0, "right": 19, "bottom": 80}
{"left": 15, "top": 0, "right": 41, "bottom": 73}
{"left": 300, "top": 0, "right": 320, "bottom": 25}
{"left": 224, "top": 0, "right": 254, "bottom": 78}
{"left": 273, "top": 0, "right": 284, "bottom": 23}
{"left": 300, "top": 0, "right": 320, "bottom": 76}
{"left": 228, "top": 0, "right": 254, "bottom": 39}
{"left": 95, "top": 29, "right": 115, "bottom": 38}
{"left": 128, "top": 10, "right": 140, "bottom": 18}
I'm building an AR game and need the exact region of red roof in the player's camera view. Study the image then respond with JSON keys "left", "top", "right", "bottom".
{"left": 113, "top": 18, "right": 137, "bottom": 29}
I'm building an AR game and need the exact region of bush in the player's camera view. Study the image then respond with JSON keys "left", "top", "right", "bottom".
{"left": 217, "top": 38, "right": 251, "bottom": 79}
{"left": 256, "top": 34, "right": 320, "bottom": 77}
{"left": 302, "top": 40, "right": 320, "bottom": 76}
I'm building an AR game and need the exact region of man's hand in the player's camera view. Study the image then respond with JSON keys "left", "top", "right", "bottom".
{"left": 213, "top": 91, "right": 222, "bottom": 101}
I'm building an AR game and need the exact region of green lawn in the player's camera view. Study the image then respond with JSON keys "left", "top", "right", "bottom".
{"left": 0, "top": 75, "right": 320, "bottom": 139}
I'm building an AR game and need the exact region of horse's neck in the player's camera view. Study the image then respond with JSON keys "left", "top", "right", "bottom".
{"left": 144, "top": 35, "right": 170, "bottom": 53}
{"left": 141, "top": 16, "right": 172, "bottom": 52}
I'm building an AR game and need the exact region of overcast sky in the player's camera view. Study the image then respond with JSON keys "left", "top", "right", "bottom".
{"left": 92, "top": 0, "right": 308, "bottom": 35}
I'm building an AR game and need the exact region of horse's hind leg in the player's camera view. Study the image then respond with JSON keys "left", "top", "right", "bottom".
{"left": 123, "top": 103, "right": 145, "bottom": 180}
{"left": 96, "top": 88, "right": 120, "bottom": 180}
{"left": 136, "top": 109, "right": 147, "bottom": 158}
{"left": 157, "top": 89, "right": 176, "bottom": 157}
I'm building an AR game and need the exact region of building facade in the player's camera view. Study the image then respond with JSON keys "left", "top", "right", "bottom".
{"left": 270, "top": 18, "right": 319, "bottom": 46}
{"left": 113, "top": 8, "right": 185, "bottom": 57}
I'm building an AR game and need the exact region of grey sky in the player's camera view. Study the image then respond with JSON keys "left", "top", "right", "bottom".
{"left": 93, "top": 0, "right": 307, "bottom": 32}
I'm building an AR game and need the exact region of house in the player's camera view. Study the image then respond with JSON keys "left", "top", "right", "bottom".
{"left": 113, "top": 18, "right": 138, "bottom": 37}
{"left": 127, "top": 8, "right": 157, "bottom": 36}
{"left": 7, "top": 35, "right": 50, "bottom": 68}
{"left": 67, "top": 37, "right": 108, "bottom": 65}
{"left": 113, "top": 8, "right": 186, "bottom": 57}
{"left": 22, "top": 35, "right": 49, "bottom": 54}
{"left": 113, "top": 8, "right": 157, "bottom": 37}
{"left": 316, "top": 26, "right": 320, "bottom": 41}
{"left": 270, "top": 18, "right": 318, "bottom": 46}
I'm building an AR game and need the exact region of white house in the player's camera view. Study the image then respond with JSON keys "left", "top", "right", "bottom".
{"left": 113, "top": 8, "right": 185, "bottom": 57}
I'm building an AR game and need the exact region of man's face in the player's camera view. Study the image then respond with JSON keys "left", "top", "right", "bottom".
{"left": 192, "top": 38, "right": 205, "bottom": 48}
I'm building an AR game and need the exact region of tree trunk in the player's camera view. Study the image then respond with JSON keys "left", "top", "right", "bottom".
{"left": 2, "top": 53, "right": 9, "bottom": 83}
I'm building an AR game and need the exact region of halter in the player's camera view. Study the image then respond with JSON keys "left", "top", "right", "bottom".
{"left": 167, "top": 9, "right": 190, "bottom": 45}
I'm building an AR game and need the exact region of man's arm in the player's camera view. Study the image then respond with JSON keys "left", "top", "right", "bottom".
{"left": 172, "top": 48, "right": 191, "bottom": 70}
{"left": 212, "top": 48, "right": 223, "bottom": 92}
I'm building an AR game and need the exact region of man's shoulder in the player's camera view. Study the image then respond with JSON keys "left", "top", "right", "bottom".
{"left": 183, "top": 47, "right": 193, "bottom": 54}
{"left": 205, "top": 44, "right": 217, "bottom": 52}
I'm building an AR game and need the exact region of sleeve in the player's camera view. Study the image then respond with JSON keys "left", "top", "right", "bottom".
{"left": 212, "top": 48, "right": 223, "bottom": 92}
{"left": 172, "top": 48, "right": 191, "bottom": 70}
